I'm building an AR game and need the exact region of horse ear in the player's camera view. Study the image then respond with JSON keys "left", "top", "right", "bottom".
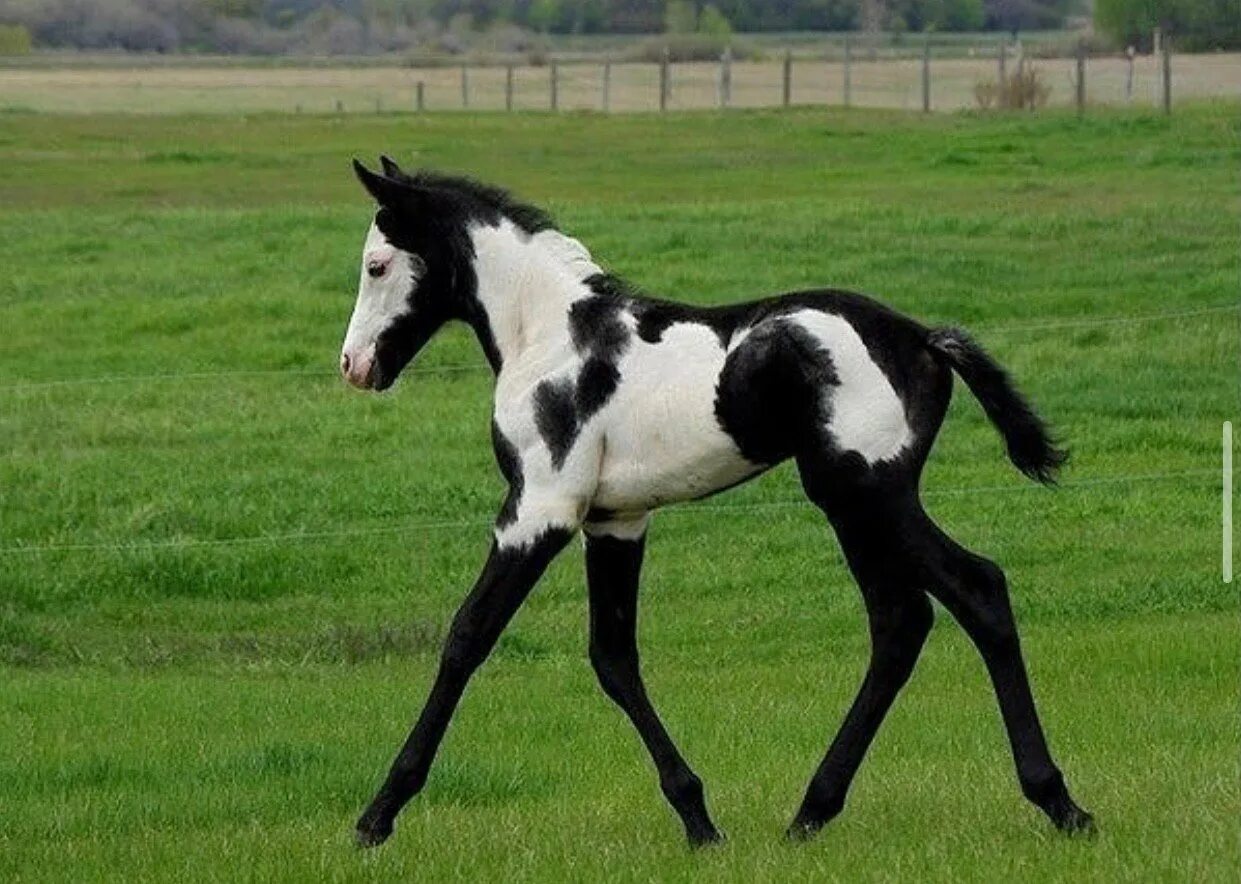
{"left": 379, "top": 155, "right": 403, "bottom": 178}
{"left": 352, "top": 159, "right": 404, "bottom": 206}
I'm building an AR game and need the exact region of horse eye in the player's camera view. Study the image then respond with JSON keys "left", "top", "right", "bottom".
{"left": 366, "top": 260, "right": 387, "bottom": 278}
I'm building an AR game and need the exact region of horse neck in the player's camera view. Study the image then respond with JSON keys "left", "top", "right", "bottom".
{"left": 468, "top": 221, "right": 602, "bottom": 373}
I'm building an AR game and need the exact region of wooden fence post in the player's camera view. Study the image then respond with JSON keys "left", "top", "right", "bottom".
{"left": 415, "top": 81, "right": 424, "bottom": 112}
{"left": 659, "top": 47, "right": 670, "bottom": 111}
{"left": 602, "top": 59, "right": 611, "bottom": 112}
{"left": 843, "top": 35, "right": 852, "bottom": 107}
{"left": 782, "top": 50, "right": 792, "bottom": 107}
{"left": 720, "top": 46, "right": 732, "bottom": 108}
{"left": 1124, "top": 46, "right": 1134, "bottom": 102}
{"left": 550, "top": 61, "right": 558, "bottom": 111}
{"left": 998, "top": 39, "right": 1007, "bottom": 87}
{"left": 1075, "top": 40, "right": 1086, "bottom": 115}
{"left": 335, "top": 99, "right": 344, "bottom": 113}
{"left": 1161, "top": 38, "right": 1171, "bottom": 114}
{"left": 921, "top": 34, "right": 930, "bottom": 113}
{"left": 505, "top": 64, "right": 514, "bottom": 111}
{"left": 461, "top": 64, "right": 469, "bottom": 109}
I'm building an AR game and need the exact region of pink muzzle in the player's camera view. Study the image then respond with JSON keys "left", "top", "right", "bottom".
{"left": 340, "top": 345, "right": 376, "bottom": 389}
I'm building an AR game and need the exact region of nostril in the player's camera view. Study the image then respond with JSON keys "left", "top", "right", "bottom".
{"left": 341, "top": 353, "right": 351, "bottom": 375}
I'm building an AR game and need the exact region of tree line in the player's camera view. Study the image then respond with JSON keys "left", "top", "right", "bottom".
{"left": 0, "top": 0, "right": 1235, "bottom": 55}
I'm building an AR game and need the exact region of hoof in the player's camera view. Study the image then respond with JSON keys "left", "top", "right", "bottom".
{"left": 785, "top": 820, "right": 823, "bottom": 843}
{"left": 355, "top": 811, "right": 394, "bottom": 849}
{"left": 687, "top": 827, "right": 725, "bottom": 850}
{"left": 1057, "top": 806, "right": 1096, "bottom": 837}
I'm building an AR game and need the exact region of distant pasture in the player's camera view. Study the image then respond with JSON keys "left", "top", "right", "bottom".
{"left": 1, "top": 53, "right": 1239, "bottom": 114}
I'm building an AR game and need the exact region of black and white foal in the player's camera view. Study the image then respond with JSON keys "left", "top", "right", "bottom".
{"left": 340, "top": 158, "right": 1093, "bottom": 848}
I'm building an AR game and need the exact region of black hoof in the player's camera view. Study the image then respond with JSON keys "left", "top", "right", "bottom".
{"left": 785, "top": 819, "right": 824, "bottom": 842}
{"left": 355, "top": 811, "right": 394, "bottom": 849}
{"left": 1057, "top": 806, "right": 1096, "bottom": 837}
{"left": 687, "top": 827, "right": 725, "bottom": 849}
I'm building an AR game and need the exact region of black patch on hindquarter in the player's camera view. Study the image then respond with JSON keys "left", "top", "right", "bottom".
{"left": 715, "top": 319, "right": 841, "bottom": 465}
{"left": 491, "top": 421, "right": 524, "bottom": 529}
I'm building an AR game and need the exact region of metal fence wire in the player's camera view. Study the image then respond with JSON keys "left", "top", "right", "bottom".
{"left": 0, "top": 301, "right": 1231, "bottom": 557}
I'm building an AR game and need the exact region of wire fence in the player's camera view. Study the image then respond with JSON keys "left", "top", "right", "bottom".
{"left": 0, "top": 469, "right": 1218, "bottom": 557}
{"left": 0, "top": 301, "right": 1235, "bottom": 395}
{"left": 1, "top": 300, "right": 1231, "bottom": 557}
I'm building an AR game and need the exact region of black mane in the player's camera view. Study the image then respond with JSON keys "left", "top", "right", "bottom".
{"left": 392, "top": 169, "right": 557, "bottom": 235}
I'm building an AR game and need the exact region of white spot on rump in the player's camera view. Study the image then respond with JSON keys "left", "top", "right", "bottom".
{"left": 787, "top": 310, "right": 913, "bottom": 463}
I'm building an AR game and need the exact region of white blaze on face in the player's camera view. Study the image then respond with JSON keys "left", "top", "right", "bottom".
{"left": 340, "top": 221, "right": 422, "bottom": 389}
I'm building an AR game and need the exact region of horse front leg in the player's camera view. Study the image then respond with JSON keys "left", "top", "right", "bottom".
{"left": 584, "top": 519, "right": 723, "bottom": 847}
{"left": 355, "top": 523, "right": 573, "bottom": 847}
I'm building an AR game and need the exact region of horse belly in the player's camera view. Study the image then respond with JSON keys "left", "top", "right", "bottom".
{"left": 591, "top": 324, "right": 760, "bottom": 513}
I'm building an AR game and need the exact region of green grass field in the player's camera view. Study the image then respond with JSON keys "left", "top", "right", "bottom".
{"left": 0, "top": 103, "right": 1237, "bottom": 881}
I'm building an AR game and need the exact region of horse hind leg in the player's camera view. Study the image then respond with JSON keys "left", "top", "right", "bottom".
{"left": 916, "top": 514, "right": 1094, "bottom": 833}
{"left": 789, "top": 461, "right": 936, "bottom": 837}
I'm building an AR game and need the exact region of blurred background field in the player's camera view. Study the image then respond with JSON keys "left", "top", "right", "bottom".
{"left": 1, "top": 50, "right": 1238, "bottom": 113}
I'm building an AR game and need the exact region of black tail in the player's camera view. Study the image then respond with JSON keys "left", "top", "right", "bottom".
{"left": 927, "top": 327, "right": 1067, "bottom": 484}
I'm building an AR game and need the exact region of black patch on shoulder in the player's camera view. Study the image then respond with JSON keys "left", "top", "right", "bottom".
{"left": 574, "top": 357, "right": 621, "bottom": 421}
{"left": 491, "top": 421, "right": 524, "bottom": 529}
{"left": 533, "top": 379, "right": 578, "bottom": 469}
{"left": 715, "top": 319, "right": 840, "bottom": 465}
{"left": 527, "top": 281, "right": 637, "bottom": 470}
{"left": 568, "top": 293, "right": 629, "bottom": 359}
{"left": 584, "top": 273, "right": 634, "bottom": 300}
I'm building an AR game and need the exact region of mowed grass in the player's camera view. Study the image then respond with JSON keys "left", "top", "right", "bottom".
{"left": 0, "top": 104, "right": 1237, "bottom": 881}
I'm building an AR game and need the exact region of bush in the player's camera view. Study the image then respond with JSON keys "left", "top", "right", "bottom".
{"left": 698, "top": 4, "right": 733, "bottom": 37}
{"left": 0, "top": 23, "right": 32, "bottom": 55}
{"left": 664, "top": 0, "right": 697, "bottom": 34}
{"left": 974, "top": 64, "right": 1051, "bottom": 110}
